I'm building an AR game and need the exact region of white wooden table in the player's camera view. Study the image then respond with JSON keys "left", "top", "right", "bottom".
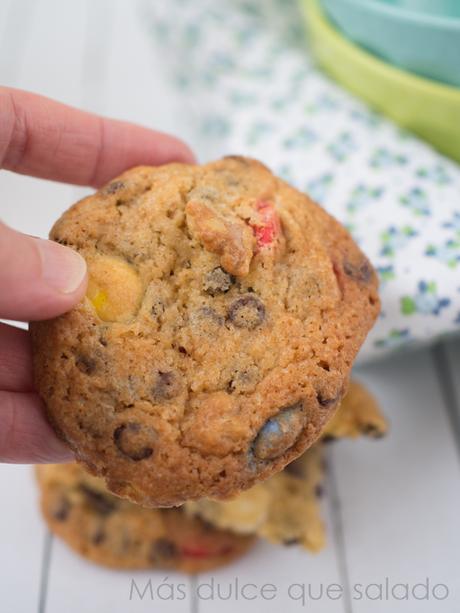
{"left": 1, "top": 1, "right": 460, "bottom": 612}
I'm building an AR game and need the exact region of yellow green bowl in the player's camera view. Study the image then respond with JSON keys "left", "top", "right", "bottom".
{"left": 300, "top": 0, "right": 460, "bottom": 163}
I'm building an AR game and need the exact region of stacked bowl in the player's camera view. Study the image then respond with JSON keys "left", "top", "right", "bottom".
{"left": 301, "top": 0, "right": 460, "bottom": 162}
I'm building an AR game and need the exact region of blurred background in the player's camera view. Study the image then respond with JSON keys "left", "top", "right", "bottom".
{"left": 0, "top": 1, "right": 460, "bottom": 612}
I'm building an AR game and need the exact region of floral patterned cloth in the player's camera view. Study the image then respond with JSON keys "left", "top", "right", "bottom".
{"left": 141, "top": 0, "right": 460, "bottom": 362}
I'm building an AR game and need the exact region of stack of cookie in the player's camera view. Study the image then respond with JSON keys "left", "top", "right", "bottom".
{"left": 36, "top": 381, "right": 387, "bottom": 571}
{"left": 31, "top": 158, "right": 381, "bottom": 572}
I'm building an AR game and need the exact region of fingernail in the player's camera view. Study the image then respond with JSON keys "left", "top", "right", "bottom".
{"left": 35, "top": 238, "right": 87, "bottom": 294}
{"left": 46, "top": 439, "right": 75, "bottom": 463}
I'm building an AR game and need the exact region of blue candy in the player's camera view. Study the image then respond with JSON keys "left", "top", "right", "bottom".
{"left": 252, "top": 403, "right": 305, "bottom": 461}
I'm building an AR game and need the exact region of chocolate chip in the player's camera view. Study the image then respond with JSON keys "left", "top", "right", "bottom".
{"left": 52, "top": 497, "right": 71, "bottom": 521}
{"left": 113, "top": 422, "right": 155, "bottom": 461}
{"left": 103, "top": 180, "right": 125, "bottom": 195}
{"left": 150, "top": 538, "right": 178, "bottom": 563}
{"left": 317, "top": 392, "right": 339, "bottom": 408}
{"left": 252, "top": 402, "right": 306, "bottom": 461}
{"left": 192, "top": 306, "right": 224, "bottom": 328}
{"left": 152, "top": 371, "right": 181, "bottom": 401}
{"left": 322, "top": 434, "right": 337, "bottom": 444}
{"left": 283, "top": 538, "right": 300, "bottom": 546}
{"left": 227, "top": 295, "right": 265, "bottom": 329}
{"left": 315, "top": 484, "right": 324, "bottom": 498}
{"left": 203, "top": 267, "right": 235, "bottom": 296}
{"left": 284, "top": 458, "right": 306, "bottom": 479}
{"left": 199, "top": 518, "right": 216, "bottom": 532}
{"left": 189, "top": 186, "right": 219, "bottom": 202}
{"left": 363, "top": 424, "right": 385, "bottom": 439}
{"left": 91, "top": 528, "right": 106, "bottom": 545}
{"left": 227, "top": 366, "right": 259, "bottom": 394}
{"left": 343, "top": 259, "right": 373, "bottom": 284}
{"left": 151, "top": 298, "right": 165, "bottom": 318}
{"left": 78, "top": 484, "right": 117, "bottom": 516}
{"left": 75, "top": 355, "right": 96, "bottom": 374}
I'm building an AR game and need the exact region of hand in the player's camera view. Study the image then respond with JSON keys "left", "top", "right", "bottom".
{"left": 0, "top": 86, "right": 194, "bottom": 464}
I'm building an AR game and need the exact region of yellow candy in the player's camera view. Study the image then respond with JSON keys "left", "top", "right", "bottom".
{"left": 86, "top": 255, "right": 143, "bottom": 323}
{"left": 89, "top": 289, "right": 107, "bottom": 313}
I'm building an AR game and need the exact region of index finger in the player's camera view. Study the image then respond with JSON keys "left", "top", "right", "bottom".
{"left": 0, "top": 87, "right": 195, "bottom": 187}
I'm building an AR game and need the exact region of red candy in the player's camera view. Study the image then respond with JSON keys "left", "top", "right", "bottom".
{"left": 181, "top": 543, "right": 233, "bottom": 559}
{"left": 250, "top": 201, "right": 280, "bottom": 250}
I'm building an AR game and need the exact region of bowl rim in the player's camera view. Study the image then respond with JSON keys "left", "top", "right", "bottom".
{"left": 306, "top": 0, "right": 460, "bottom": 101}
{"left": 322, "top": 0, "right": 460, "bottom": 32}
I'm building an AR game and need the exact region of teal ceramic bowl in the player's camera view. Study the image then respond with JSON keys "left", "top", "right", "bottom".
{"left": 321, "top": 0, "right": 460, "bottom": 87}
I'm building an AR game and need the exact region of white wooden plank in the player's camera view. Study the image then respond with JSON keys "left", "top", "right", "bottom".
{"left": 198, "top": 497, "right": 346, "bottom": 613}
{"left": 0, "top": 171, "right": 77, "bottom": 238}
{"left": 9, "top": 0, "right": 87, "bottom": 105}
{"left": 443, "top": 338, "right": 460, "bottom": 419}
{"left": 78, "top": 0, "right": 118, "bottom": 115}
{"left": 333, "top": 351, "right": 460, "bottom": 613}
{"left": 46, "top": 540, "right": 192, "bottom": 613}
{"left": 0, "top": 466, "right": 46, "bottom": 613}
{"left": 0, "top": 0, "right": 36, "bottom": 87}
{"left": 103, "top": 0, "right": 189, "bottom": 141}
{"left": 431, "top": 341, "right": 460, "bottom": 467}
{"left": 0, "top": 0, "right": 13, "bottom": 48}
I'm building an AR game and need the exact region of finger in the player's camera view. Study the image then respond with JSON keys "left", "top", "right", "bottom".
{"left": 0, "top": 323, "right": 34, "bottom": 391}
{"left": 0, "top": 86, "right": 195, "bottom": 187}
{"left": 0, "top": 221, "right": 87, "bottom": 321}
{"left": 0, "top": 391, "right": 73, "bottom": 463}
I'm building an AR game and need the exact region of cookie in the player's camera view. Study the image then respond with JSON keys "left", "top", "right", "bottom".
{"left": 185, "top": 380, "right": 386, "bottom": 550}
{"left": 323, "top": 380, "right": 388, "bottom": 441}
{"left": 36, "top": 464, "right": 255, "bottom": 573}
{"left": 31, "top": 157, "right": 380, "bottom": 507}
{"left": 185, "top": 445, "right": 326, "bottom": 552}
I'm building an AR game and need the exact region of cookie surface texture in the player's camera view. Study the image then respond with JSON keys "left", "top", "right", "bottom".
{"left": 31, "top": 157, "right": 379, "bottom": 506}
{"left": 36, "top": 464, "right": 255, "bottom": 573}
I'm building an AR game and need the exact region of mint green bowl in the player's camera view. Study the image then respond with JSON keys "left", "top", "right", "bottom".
{"left": 321, "top": 0, "right": 460, "bottom": 87}
{"left": 301, "top": 0, "right": 460, "bottom": 163}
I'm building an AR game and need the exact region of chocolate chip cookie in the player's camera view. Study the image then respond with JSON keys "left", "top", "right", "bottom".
{"left": 36, "top": 463, "right": 255, "bottom": 573}
{"left": 31, "top": 157, "right": 379, "bottom": 507}
{"left": 185, "top": 379, "right": 387, "bottom": 550}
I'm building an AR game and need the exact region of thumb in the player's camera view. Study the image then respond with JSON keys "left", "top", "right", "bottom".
{"left": 0, "top": 221, "right": 87, "bottom": 321}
